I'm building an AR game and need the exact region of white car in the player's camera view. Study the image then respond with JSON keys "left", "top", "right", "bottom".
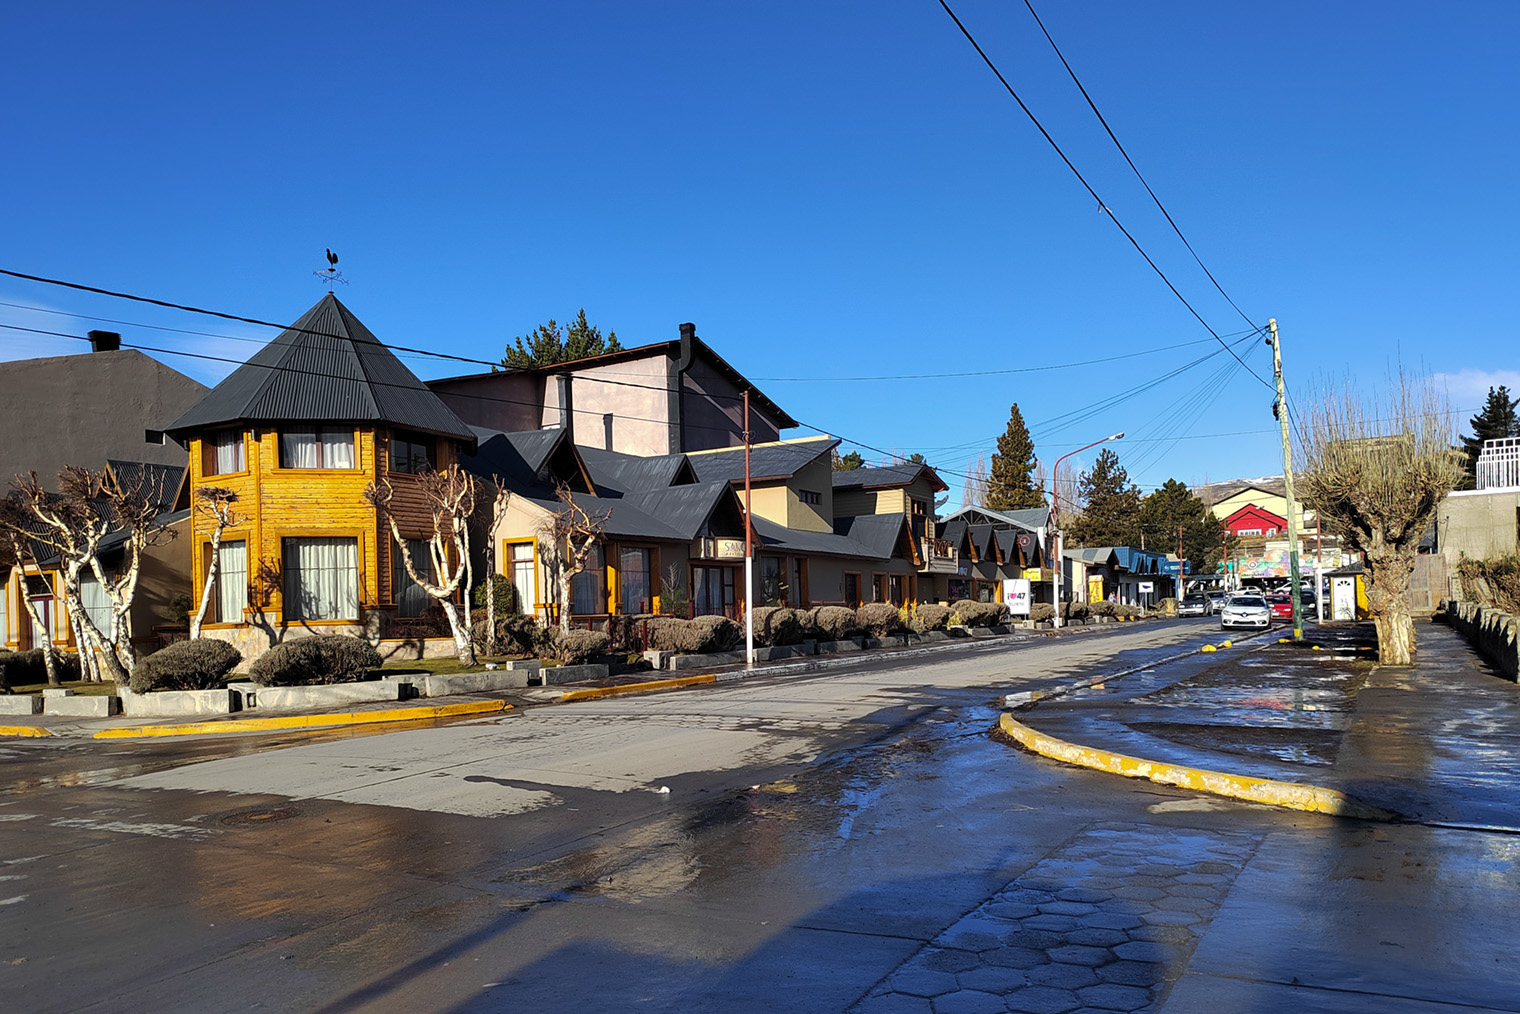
{"left": 1220, "top": 594, "right": 1271, "bottom": 630}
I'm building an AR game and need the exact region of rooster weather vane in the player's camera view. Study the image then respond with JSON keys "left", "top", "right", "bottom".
{"left": 314, "top": 248, "right": 348, "bottom": 287}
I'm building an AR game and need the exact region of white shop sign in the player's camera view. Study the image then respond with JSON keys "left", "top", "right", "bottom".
{"left": 1003, "top": 578, "right": 1031, "bottom": 616}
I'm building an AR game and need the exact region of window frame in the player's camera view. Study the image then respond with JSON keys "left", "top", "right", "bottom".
{"left": 202, "top": 430, "right": 247, "bottom": 477}
{"left": 281, "top": 535, "right": 362, "bottom": 622}
{"left": 389, "top": 430, "right": 437, "bottom": 476}
{"left": 278, "top": 426, "right": 358, "bottom": 471}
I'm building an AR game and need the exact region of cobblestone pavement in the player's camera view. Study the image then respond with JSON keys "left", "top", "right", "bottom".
{"left": 850, "top": 822, "right": 1262, "bottom": 1014}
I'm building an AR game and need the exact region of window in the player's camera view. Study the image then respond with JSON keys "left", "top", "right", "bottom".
{"left": 279, "top": 427, "right": 355, "bottom": 469}
{"left": 393, "top": 538, "right": 433, "bottom": 619}
{"left": 619, "top": 547, "right": 653, "bottom": 615}
{"left": 888, "top": 574, "right": 906, "bottom": 606}
{"left": 571, "top": 544, "right": 606, "bottom": 615}
{"left": 203, "top": 431, "right": 245, "bottom": 476}
{"left": 910, "top": 498, "right": 928, "bottom": 540}
{"left": 390, "top": 431, "right": 435, "bottom": 475}
{"left": 283, "top": 537, "right": 359, "bottom": 621}
{"left": 144, "top": 429, "right": 165, "bottom": 445}
{"left": 798, "top": 489, "right": 821, "bottom": 506}
{"left": 791, "top": 558, "right": 807, "bottom": 607}
{"left": 759, "top": 556, "right": 785, "bottom": 606}
{"left": 0, "top": 581, "right": 7, "bottom": 645}
{"left": 214, "top": 540, "right": 248, "bottom": 623}
{"left": 25, "top": 575, "right": 53, "bottom": 648}
{"left": 508, "top": 542, "right": 536, "bottom": 616}
{"left": 693, "top": 565, "right": 735, "bottom": 617}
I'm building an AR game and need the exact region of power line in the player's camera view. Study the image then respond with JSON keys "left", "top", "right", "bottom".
{"left": 1020, "top": 0, "right": 1258, "bottom": 331}
{"left": 933, "top": 0, "right": 1276, "bottom": 392}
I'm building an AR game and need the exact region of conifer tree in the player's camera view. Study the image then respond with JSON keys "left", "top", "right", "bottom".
{"left": 1136, "top": 478, "right": 1230, "bottom": 575}
{"left": 1458, "top": 385, "right": 1519, "bottom": 488}
{"left": 984, "top": 403, "right": 1045, "bottom": 512}
{"left": 502, "top": 309, "right": 622, "bottom": 368}
{"left": 1066, "top": 448, "right": 1141, "bottom": 548}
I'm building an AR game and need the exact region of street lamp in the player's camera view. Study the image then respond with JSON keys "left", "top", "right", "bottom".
{"left": 1049, "top": 432, "right": 1124, "bottom": 629}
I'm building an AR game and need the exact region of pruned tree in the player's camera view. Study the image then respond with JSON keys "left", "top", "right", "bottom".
{"left": 481, "top": 477, "right": 513, "bottom": 656}
{"left": 539, "top": 482, "right": 609, "bottom": 632}
{"left": 1297, "top": 371, "right": 1464, "bottom": 664}
{"left": 189, "top": 486, "right": 244, "bottom": 639}
{"left": 0, "top": 525, "right": 63, "bottom": 685}
{"left": 365, "top": 465, "right": 479, "bottom": 665}
{"left": 0, "top": 467, "right": 176, "bottom": 683}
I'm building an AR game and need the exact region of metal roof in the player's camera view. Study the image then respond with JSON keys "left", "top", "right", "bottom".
{"left": 576, "top": 444, "right": 696, "bottom": 495}
{"left": 621, "top": 482, "right": 740, "bottom": 540}
{"left": 686, "top": 437, "right": 837, "bottom": 483}
{"left": 166, "top": 293, "right": 476, "bottom": 442}
{"left": 459, "top": 426, "right": 592, "bottom": 493}
{"left": 941, "top": 504, "right": 1048, "bottom": 532}
{"left": 749, "top": 515, "right": 880, "bottom": 559}
{"left": 833, "top": 514, "right": 914, "bottom": 560}
{"left": 831, "top": 463, "right": 950, "bottom": 493}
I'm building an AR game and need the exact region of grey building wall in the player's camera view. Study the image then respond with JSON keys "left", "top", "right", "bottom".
{"left": 0, "top": 349, "right": 207, "bottom": 488}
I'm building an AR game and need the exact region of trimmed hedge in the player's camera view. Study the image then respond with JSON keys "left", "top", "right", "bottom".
{"left": 643, "top": 615, "right": 744, "bottom": 654}
{"left": 0, "top": 649, "right": 81, "bottom": 691}
{"left": 752, "top": 606, "right": 805, "bottom": 647}
{"left": 691, "top": 615, "right": 743, "bottom": 652}
{"left": 472, "top": 574, "right": 521, "bottom": 615}
{"left": 472, "top": 614, "right": 540, "bottom": 655}
{"left": 856, "top": 603, "right": 905, "bottom": 637}
{"left": 129, "top": 639, "right": 243, "bottom": 693}
{"left": 1060, "top": 601, "right": 1089, "bottom": 622}
{"left": 810, "top": 606, "right": 861, "bottom": 641}
{"left": 248, "top": 635, "right": 383, "bottom": 687}
{"left": 910, "top": 604, "right": 953, "bottom": 633}
{"left": 951, "top": 600, "right": 1007, "bottom": 628}
{"left": 555, "top": 629, "right": 609, "bottom": 666}
{"left": 1029, "top": 603, "right": 1055, "bottom": 623}
{"left": 1089, "top": 600, "right": 1116, "bottom": 617}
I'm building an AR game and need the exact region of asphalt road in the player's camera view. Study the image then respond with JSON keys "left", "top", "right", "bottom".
{"left": 3, "top": 619, "right": 1515, "bottom": 1014}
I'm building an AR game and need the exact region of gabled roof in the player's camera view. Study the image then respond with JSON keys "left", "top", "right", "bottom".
{"left": 834, "top": 514, "right": 917, "bottom": 562}
{"left": 750, "top": 515, "right": 879, "bottom": 560}
{"left": 996, "top": 528, "right": 1042, "bottom": 568}
{"left": 1197, "top": 476, "right": 1286, "bottom": 505}
{"left": 968, "top": 523, "right": 998, "bottom": 562}
{"left": 106, "top": 460, "right": 189, "bottom": 513}
{"left": 832, "top": 463, "right": 950, "bottom": 494}
{"left": 687, "top": 436, "right": 838, "bottom": 484}
{"left": 621, "top": 482, "right": 742, "bottom": 540}
{"left": 1223, "top": 503, "right": 1288, "bottom": 528}
{"left": 460, "top": 426, "right": 595, "bottom": 494}
{"left": 1065, "top": 546, "right": 1169, "bottom": 573}
{"left": 942, "top": 504, "right": 1048, "bottom": 532}
{"left": 576, "top": 445, "right": 697, "bottom": 496}
{"left": 166, "top": 293, "right": 475, "bottom": 443}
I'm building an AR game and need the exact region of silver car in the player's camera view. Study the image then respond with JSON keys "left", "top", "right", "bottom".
{"left": 1204, "top": 590, "right": 1229, "bottom": 615}
{"left": 1177, "top": 594, "right": 1208, "bottom": 617}
{"left": 1220, "top": 594, "right": 1271, "bottom": 630}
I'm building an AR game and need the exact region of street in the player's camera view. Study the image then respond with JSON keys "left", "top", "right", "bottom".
{"left": 3, "top": 621, "right": 1517, "bottom": 1013}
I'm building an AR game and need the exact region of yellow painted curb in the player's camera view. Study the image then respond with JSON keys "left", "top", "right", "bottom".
{"left": 93, "top": 699, "right": 509, "bottom": 739}
{"left": 1220, "top": 640, "right": 1232, "bottom": 648}
{"left": 997, "top": 713, "right": 1393, "bottom": 821}
{"left": 1200, "top": 645, "right": 1216, "bottom": 653}
{"left": 0, "top": 724, "right": 53, "bottom": 738}
{"left": 559, "top": 674, "right": 716, "bottom": 702}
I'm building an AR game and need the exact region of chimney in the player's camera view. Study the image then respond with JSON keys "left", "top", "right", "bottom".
{"left": 670, "top": 323, "right": 697, "bottom": 455}
{"left": 555, "top": 372, "right": 574, "bottom": 442}
{"left": 88, "top": 330, "right": 121, "bottom": 353}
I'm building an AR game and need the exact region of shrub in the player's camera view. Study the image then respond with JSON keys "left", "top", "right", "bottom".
{"left": 1029, "top": 603, "right": 1055, "bottom": 623}
{"left": 811, "top": 606, "right": 860, "bottom": 641}
{"left": 1090, "top": 600, "right": 1115, "bottom": 617}
{"left": 472, "top": 574, "right": 520, "bottom": 614}
{"left": 0, "top": 649, "right": 81, "bottom": 690}
{"left": 472, "top": 614, "right": 539, "bottom": 655}
{"left": 129, "top": 639, "right": 242, "bottom": 693}
{"left": 856, "top": 602, "right": 905, "bottom": 637}
{"left": 248, "top": 635, "right": 383, "bottom": 687}
{"left": 556, "top": 629, "right": 610, "bottom": 666}
{"left": 691, "top": 614, "right": 742, "bottom": 652}
{"left": 1060, "top": 601, "right": 1089, "bottom": 622}
{"left": 753, "top": 606, "right": 804, "bottom": 647}
{"left": 910, "top": 604, "right": 953, "bottom": 633}
{"left": 951, "top": 600, "right": 1001, "bottom": 627}
{"left": 1115, "top": 603, "right": 1141, "bottom": 619}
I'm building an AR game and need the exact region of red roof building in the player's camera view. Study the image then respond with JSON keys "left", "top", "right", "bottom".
{"left": 1223, "top": 504, "right": 1288, "bottom": 538}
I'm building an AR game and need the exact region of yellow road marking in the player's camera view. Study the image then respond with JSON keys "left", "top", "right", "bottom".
{"left": 93, "top": 699, "right": 509, "bottom": 739}
{"left": 559, "top": 674, "right": 716, "bottom": 702}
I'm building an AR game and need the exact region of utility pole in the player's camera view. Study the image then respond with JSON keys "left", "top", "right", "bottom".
{"left": 1267, "top": 319, "right": 1305, "bottom": 640}
{"left": 743, "top": 390, "right": 755, "bottom": 666}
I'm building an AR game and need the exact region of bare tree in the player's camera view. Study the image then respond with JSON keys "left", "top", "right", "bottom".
{"left": 480, "top": 478, "right": 513, "bottom": 656}
{"left": 189, "top": 486, "right": 244, "bottom": 639}
{"left": 365, "top": 465, "right": 479, "bottom": 665}
{"left": 539, "top": 483, "right": 609, "bottom": 633}
{"left": 0, "top": 467, "right": 175, "bottom": 683}
{"left": 962, "top": 451, "right": 989, "bottom": 508}
{"left": 1297, "top": 371, "right": 1463, "bottom": 664}
{"left": 0, "top": 527, "right": 64, "bottom": 685}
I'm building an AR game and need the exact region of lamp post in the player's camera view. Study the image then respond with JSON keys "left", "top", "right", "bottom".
{"left": 1050, "top": 432, "right": 1125, "bottom": 629}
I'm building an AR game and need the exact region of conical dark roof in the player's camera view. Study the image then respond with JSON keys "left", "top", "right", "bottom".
{"left": 166, "top": 293, "right": 475, "bottom": 442}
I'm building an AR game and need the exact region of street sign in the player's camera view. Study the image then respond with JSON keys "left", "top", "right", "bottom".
{"left": 1160, "top": 560, "right": 1191, "bottom": 575}
{"left": 1139, "top": 581, "right": 1154, "bottom": 594}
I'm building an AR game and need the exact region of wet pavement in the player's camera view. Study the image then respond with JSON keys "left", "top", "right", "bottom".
{"left": 2, "top": 620, "right": 1518, "bottom": 1012}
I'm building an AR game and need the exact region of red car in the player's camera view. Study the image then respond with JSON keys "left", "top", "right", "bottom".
{"left": 1266, "top": 594, "right": 1293, "bottom": 620}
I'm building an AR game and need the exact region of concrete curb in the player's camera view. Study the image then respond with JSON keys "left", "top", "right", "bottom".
{"left": 0, "top": 724, "right": 53, "bottom": 738}
{"left": 996, "top": 712, "right": 1393, "bottom": 821}
{"left": 558, "top": 674, "right": 716, "bottom": 702}
{"left": 92, "top": 699, "right": 510, "bottom": 739}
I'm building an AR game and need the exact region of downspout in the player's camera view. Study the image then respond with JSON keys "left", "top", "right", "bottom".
{"left": 670, "top": 323, "right": 696, "bottom": 454}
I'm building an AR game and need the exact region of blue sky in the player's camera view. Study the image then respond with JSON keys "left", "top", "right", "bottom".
{"left": 3, "top": 1, "right": 1516, "bottom": 502}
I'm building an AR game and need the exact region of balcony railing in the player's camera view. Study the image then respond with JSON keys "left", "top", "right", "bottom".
{"left": 921, "top": 538, "right": 960, "bottom": 574}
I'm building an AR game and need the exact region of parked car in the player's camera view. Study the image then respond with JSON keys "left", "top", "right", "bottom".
{"left": 1178, "top": 595, "right": 1208, "bottom": 617}
{"left": 1204, "top": 590, "right": 1229, "bottom": 615}
{"left": 1266, "top": 594, "right": 1294, "bottom": 621}
{"left": 1220, "top": 594, "right": 1272, "bottom": 630}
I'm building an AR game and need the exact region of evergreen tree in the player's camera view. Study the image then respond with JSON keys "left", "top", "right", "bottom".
{"left": 502, "top": 309, "right": 622, "bottom": 368}
{"left": 1136, "top": 478, "right": 1231, "bottom": 576}
{"left": 1066, "top": 448, "right": 1142, "bottom": 548}
{"left": 985, "top": 403, "right": 1045, "bottom": 512}
{"left": 1458, "top": 385, "right": 1520, "bottom": 488}
{"left": 832, "top": 449, "right": 864, "bottom": 471}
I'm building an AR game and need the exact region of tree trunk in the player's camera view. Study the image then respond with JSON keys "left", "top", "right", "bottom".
{"left": 439, "top": 600, "right": 477, "bottom": 666}
{"left": 191, "top": 529, "right": 222, "bottom": 639}
{"left": 1364, "top": 543, "right": 1418, "bottom": 665}
{"left": 1373, "top": 601, "right": 1416, "bottom": 666}
{"left": 20, "top": 595, "right": 60, "bottom": 687}
{"left": 559, "top": 568, "right": 573, "bottom": 633}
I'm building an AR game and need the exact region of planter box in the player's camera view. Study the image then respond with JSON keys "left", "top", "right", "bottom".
{"left": 669, "top": 651, "right": 745, "bottom": 671}
{"left": 817, "top": 639, "right": 862, "bottom": 654}
{"left": 43, "top": 693, "right": 120, "bottom": 717}
{"left": 946, "top": 626, "right": 971, "bottom": 638}
{"left": 119, "top": 687, "right": 234, "bottom": 717}
{"left": 245, "top": 678, "right": 414, "bottom": 712}
{"left": 0, "top": 696, "right": 43, "bottom": 715}
{"left": 754, "top": 644, "right": 815, "bottom": 662}
{"left": 539, "top": 663, "right": 610, "bottom": 686}
{"left": 1447, "top": 601, "right": 1520, "bottom": 681}
{"left": 418, "top": 670, "right": 528, "bottom": 697}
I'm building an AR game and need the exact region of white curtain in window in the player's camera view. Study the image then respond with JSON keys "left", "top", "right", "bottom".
{"left": 213, "top": 432, "right": 243, "bottom": 474}
{"left": 284, "top": 537, "right": 359, "bottom": 621}
{"left": 321, "top": 429, "right": 355, "bottom": 469}
{"left": 395, "top": 539, "right": 432, "bottom": 618}
{"left": 216, "top": 540, "right": 247, "bottom": 623}
{"left": 619, "top": 547, "right": 652, "bottom": 615}
{"left": 510, "top": 543, "right": 535, "bottom": 616}
{"left": 80, "top": 572, "right": 113, "bottom": 634}
{"left": 281, "top": 430, "right": 319, "bottom": 469}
